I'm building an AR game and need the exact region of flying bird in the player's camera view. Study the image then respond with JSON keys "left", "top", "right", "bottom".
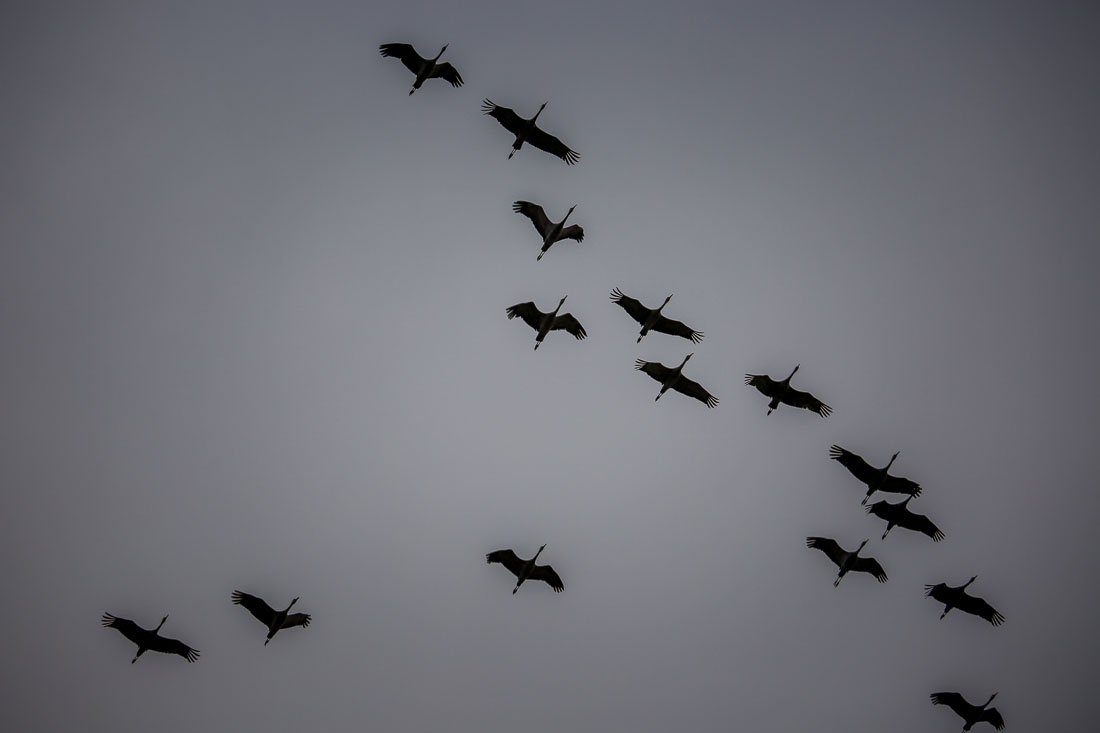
{"left": 805, "top": 537, "right": 888, "bottom": 586}
{"left": 865, "top": 496, "right": 944, "bottom": 541}
{"left": 482, "top": 99, "right": 579, "bottom": 164}
{"left": 745, "top": 365, "right": 831, "bottom": 417}
{"left": 101, "top": 613, "right": 199, "bottom": 663}
{"left": 379, "top": 43, "right": 463, "bottom": 94}
{"left": 486, "top": 545, "right": 564, "bottom": 594}
{"left": 925, "top": 577, "right": 1005, "bottom": 627}
{"left": 931, "top": 691, "right": 1005, "bottom": 730}
{"left": 506, "top": 296, "right": 586, "bottom": 350}
{"left": 635, "top": 353, "right": 718, "bottom": 408}
{"left": 512, "top": 201, "right": 584, "bottom": 261}
{"left": 829, "top": 445, "right": 922, "bottom": 504}
{"left": 610, "top": 288, "right": 703, "bottom": 344}
{"left": 231, "top": 591, "right": 312, "bottom": 644}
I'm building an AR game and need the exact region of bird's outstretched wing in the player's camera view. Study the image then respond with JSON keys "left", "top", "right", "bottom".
{"left": 957, "top": 593, "right": 1005, "bottom": 627}
{"left": 924, "top": 582, "right": 950, "bottom": 604}
{"left": 558, "top": 224, "right": 584, "bottom": 242}
{"left": 429, "top": 62, "right": 463, "bottom": 87}
{"left": 806, "top": 537, "right": 845, "bottom": 567}
{"left": 610, "top": 288, "right": 651, "bottom": 325}
{"left": 852, "top": 556, "right": 888, "bottom": 583}
{"left": 551, "top": 313, "right": 586, "bottom": 340}
{"left": 635, "top": 359, "right": 674, "bottom": 384}
{"left": 378, "top": 43, "right": 426, "bottom": 75}
{"left": 880, "top": 473, "right": 921, "bottom": 497}
{"left": 482, "top": 99, "right": 525, "bottom": 135}
{"left": 982, "top": 707, "right": 1006, "bottom": 729}
{"left": 745, "top": 373, "right": 780, "bottom": 398}
{"left": 282, "top": 612, "right": 312, "bottom": 630}
{"left": 513, "top": 201, "right": 552, "bottom": 238}
{"left": 526, "top": 125, "right": 580, "bottom": 164}
{"left": 829, "top": 445, "right": 879, "bottom": 485}
{"left": 672, "top": 375, "right": 718, "bottom": 408}
{"left": 528, "top": 563, "right": 564, "bottom": 592}
{"left": 781, "top": 387, "right": 831, "bottom": 417}
{"left": 505, "top": 302, "right": 544, "bottom": 331}
{"left": 897, "top": 508, "right": 944, "bottom": 542}
{"left": 652, "top": 315, "right": 703, "bottom": 343}
{"left": 147, "top": 634, "right": 200, "bottom": 662}
{"left": 102, "top": 613, "right": 145, "bottom": 645}
{"left": 486, "top": 549, "right": 525, "bottom": 578}
{"left": 232, "top": 590, "right": 276, "bottom": 627}
{"left": 930, "top": 692, "right": 970, "bottom": 717}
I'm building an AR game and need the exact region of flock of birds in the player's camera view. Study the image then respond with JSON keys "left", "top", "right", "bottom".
{"left": 100, "top": 40, "right": 1008, "bottom": 732}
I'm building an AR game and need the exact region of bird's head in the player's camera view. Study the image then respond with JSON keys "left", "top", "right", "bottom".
{"left": 966, "top": 575, "right": 978, "bottom": 587}
{"left": 539, "top": 544, "right": 547, "bottom": 552}
{"left": 156, "top": 615, "right": 168, "bottom": 630}
{"left": 663, "top": 294, "right": 673, "bottom": 305}
{"left": 558, "top": 296, "right": 568, "bottom": 306}
{"left": 290, "top": 597, "right": 300, "bottom": 607}
{"left": 858, "top": 539, "right": 869, "bottom": 551}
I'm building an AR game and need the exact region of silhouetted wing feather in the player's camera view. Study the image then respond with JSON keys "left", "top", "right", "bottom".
{"left": 551, "top": 313, "right": 586, "bottom": 340}
{"left": 282, "top": 612, "right": 312, "bottom": 630}
{"left": 782, "top": 387, "right": 831, "bottom": 417}
{"left": 147, "top": 635, "right": 200, "bottom": 662}
{"left": 512, "top": 201, "right": 552, "bottom": 236}
{"left": 232, "top": 591, "right": 276, "bottom": 626}
{"left": 896, "top": 509, "right": 944, "bottom": 541}
{"left": 527, "top": 125, "right": 579, "bottom": 164}
{"left": 486, "top": 549, "right": 525, "bottom": 577}
{"left": 529, "top": 563, "right": 564, "bottom": 592}
{"left": 102, "top": 614, "right": 145, "bottom": 645}
{"left": 482, "top": 100, "right": 525, "bottom": 135}
{"left": 635, "top": 359, "right": 675, "bottom": 384}
{"left": 806, "top": 537, "right": 845, "bottom": 567}
{"left": 610, "top": 288, "right": 651, "bottom": 325}
{"left": 881, "top": 474, "right": 921, "bottom": 497}
{"left": 559, "top": 224, "right": 584, "bottom": 242}
{"left": 652, "top": 315, "right": 703, "bottom": 343}
{"left": 931, "top": 693, "right": 972, "bottom": 717}
{"left": 672, "top": 375, "right": 718, "bottom": 408}
{"left": 429, "top": 61, "right": 462, "bottom": 87}
{"left": 745, "top": 373, "right": 780, "bottom": 397}
{"left": 924, "top": 582, "right": 950, "bottom": 602}
{"left": 983, "top": 707, "right": 1006, "bottom": 729}
{"left": 378, "top": 43, "right": 426, "bottom": 75}
{"left": 829, "top": 445, "right": 879, "bottom": 484}
{"left": 852, "top": 556, "right": 888, "bottom": 582}
{"left": 506, "top": 302, "right": 544, "bottom": 331}
{"left": 957, "top": 593, "right": 1005, "bottom": 626}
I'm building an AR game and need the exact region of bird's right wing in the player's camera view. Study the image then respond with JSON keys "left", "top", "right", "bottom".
{"left": 652, "top": 315, "right": 704, "bottom": 343}
{"left": 923, "top": 583, "right": 949, "bottom": 602}
{"left": 957, "top": 593, "right": 1005, "bottom": 627}
{"left": 828, "top": 445, "right": 879, "bottom": 485}
{"left": 378, "top": 43, "right": 425, "bottom": 74}
{"left": 282, "top": 612, "right": 312, "bottom": 630}
{"left": 852, "top": 556, "right": 888, "bottom": 583}
{"left": 512, "top": 201, "right": 551, "bottom": 237}
{"left": 551, "top": 313, "right": 587, "bottom": 340}
{"left": 101, "top": 613, "right": 145, "bottom": 645}
{"left": 486, "top": 549, "right": 525, "bottom": 577}
{"left": 805, "top": 537, "right": 845, "bottom": 566}
{"left": 930, "top": 692, "right": 970, "bottom": 717}
{"left": 232, "top": 591, "right": 276, "bottom": 626}
{"left": 610, "top": 288, "right": 651, "bottom": 326}
{"left": 529, "top": 564, "right": 564, "bottom": 592}
{"left": 672, "top": 375, "right": 719, "bottom": 408}
{"left": 745, "top": 373, "right": 779, "bottom": 397}
{"left": 429, "top": 62, "right": 463, "bottom": 87}
{"left": 635, "top": 359, "right": 674, "bottom": 384}
{"left": 482, "top": 99, "right": 525, "bottom": 135}
{"left": 505, "top": 302, "right": 543, "bottom": 331}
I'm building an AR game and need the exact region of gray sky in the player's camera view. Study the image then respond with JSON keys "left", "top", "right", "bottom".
{"left": 3, "top": 1, "right": 1099, "bottom": 731}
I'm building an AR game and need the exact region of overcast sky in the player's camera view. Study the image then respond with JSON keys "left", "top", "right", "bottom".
{"left": 3, "top": 1, "right": 1099, "bottom": 731}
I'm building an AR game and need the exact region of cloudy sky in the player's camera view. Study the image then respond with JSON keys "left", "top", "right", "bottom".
{"left": 3, "top": 1, "right": 1099, "bottom": 731}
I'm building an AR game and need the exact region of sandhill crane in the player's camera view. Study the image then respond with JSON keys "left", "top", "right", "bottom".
{"left": 805, "top": 537, "right": 888, "bottom": 586}
{"left": 635, "top": 353, "right": 718, "bottom": 408}
{"left": 865, "top": 496, "right": 944, "bottom": 541}
{"left": 931, "top": 691, "right": 1005, "bottom": 730}
{"left": 482, "top": 99, "right": 579, "bottom": 164}
{"left": 745, "top": 365, "right": 831, "bottom": 417}
{"left": 506, "top": 297, "right": 586, "bottom": 349}
{"left": 231, "top": 591, "right": 312, "bottom": 644}
{"left": 486, "top": 545, "right": 564, "bottom": 594}
{"left": 610, "top": 288, "right": 703, "bottom": 344}
{"left": 925, "top": 577, "right": 1005, "bottom": 627}
{"left": 378, "top": 43, "right": 463, "bottom": 94}
{"left": 101, "top": 613, "right": 199, "bottom": 663}
{"left": 829, "top": 445, "right": 922, "bottom": 504}
{"left": 512, "top": 201, "right": 584, "bottom": 261}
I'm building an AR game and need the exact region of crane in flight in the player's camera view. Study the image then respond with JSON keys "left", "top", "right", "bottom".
{"left": 506, "top": 297, "right": 586, "bottom": 350}
{"left": 610, "top": 288, "right": 703, "bottom": 344}
{"left": 745, "top": 365, "right": 831, "bottom": 417}
{"left": 635, "top": 353, "right": 718, "bottom": 408}
{"left": 930, "top": 691, "right": 1005, "bottom": 730}
{"left": 379, "top": 43, "right": 463, "bottom": 94}
{"left": 232, "top": 590, "right": 312, "bottom": 644}
{"left": 486, "top": 545, "right": 564, "bottom": 594}
{"left": 805, "top": 537, "right": 888, "bottom": 586}
{"left": 925, "top": 577, "right": 1004, "bottom": 627}
{"left": 482, "top": 99, "right": 579, "bottom": 164}
{"left": 101, "top": 613, "right": 199, "bottom": 663}
{"left": 512, "top": 201, "right": 584, "bottom": 261}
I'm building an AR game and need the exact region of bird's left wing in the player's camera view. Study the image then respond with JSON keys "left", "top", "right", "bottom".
{"left": 652, "top": 315, "right": 703, "bottom": 343}
{"left": 781, "top": 387, "right": 832, "bottom": 417}
{"left": 672, "top": 375, "right": 719, "bottom": 408}
{"left": 852, "top": 556, "right": 888, "bottom": 583}
{"left": 429, "top": 62, "right": 463, "bottom": 87}
{"left": 551, "top": 313, "right": 587, "bottom": 340}
{"left": 529, "top": 564, "right": 564, "bottom": 592}
{"left": 898, "top": 509, "right": 944, "bottom": 542}
{"left": 148, "top": 635, "right": 200, "bottom": 663}
{"left": 281, "top": 612, "right": 312, "bottom": 630}
{"left": 526, "top": 126, "right": 580, "bottom": 165}
{"left": 957, "top": 593, "right": 1005, "bottom": 627}
{"left": 559, "top": 224, "right": 584, "bottom": 242}
{"left": 983, "top": 707, "right": 1006, "bottom": 730}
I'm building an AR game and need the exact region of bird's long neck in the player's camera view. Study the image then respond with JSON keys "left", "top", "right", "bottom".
{"left": 154, "top": 616, "right": 167, "bottom": 632}
{"left": 657, "top": 295, "right": 672, "bottom": 313}
{"left": 531, "top": 546, "right": 545, "bottom": 563}
{"left": 432, "top": 45, "right": 447, "bottom": 62}
{"left": 561, "top": 206, "right": 575, "bottom": 225}
{"left": 283, "top": 598, "right": 298, "bottom": 613}
{"left": 963, "top": 576, "right": 977, "bottom": 590}
{"left": 982, "top": 693, "right": 997, "bottom": 709}
{"left": 531, "top": 103, "right": 547, "bottom": 124}
{"left": 785, "top": 364, "right": 799, "bottom": 383}
{"left": 885, "top": 452, "right": 899, "bottom": 471}
{"left": 551, "top": 297, "right": 567, "bottom": 317}
{"left": 678, "top": 353, "right": 692, "bottom": 371}
{"left": 855, "top": 540, "right": 868, "bottom": 556}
